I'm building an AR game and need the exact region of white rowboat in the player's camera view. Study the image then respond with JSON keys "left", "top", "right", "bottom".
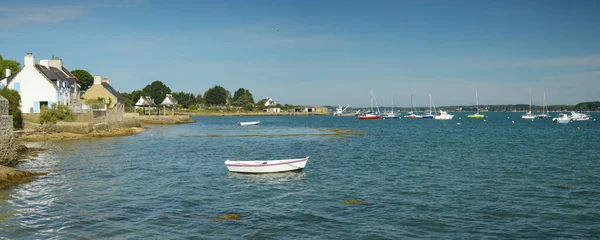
{"left": 237, "top": 121, "right": 260, "bottom": 126}
{"left": 225, "top": 157, "right": 309, "bottom": 173}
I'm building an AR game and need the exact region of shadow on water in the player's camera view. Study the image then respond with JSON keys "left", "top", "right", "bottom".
{"left": 226, "top": 171, "right": 308, "bottom": 184}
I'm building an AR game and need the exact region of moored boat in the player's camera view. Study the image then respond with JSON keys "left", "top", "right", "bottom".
{"left": 382, "top": 94, "right": 400, "bottom": 119}
{"left": 434, "top": 110, "right": 454, "bottom": 120}
{"left": 404, "top": 95, "right": 422, "bottom": 118}
{"left": 536, "top": 92, "right": 551, "bottom": 118}
{"left": 359, "top": 112, "right": 381, "bottom": 120}
{"left": 552, "top": 113, "right": 570, "bottom": 124}
{"left": 570, "top": 112, "right": 590, "bottom": 121}
{"left": 467, "top": 89, "right": 485, "bottom": 119}
{"left": 522, "top": 88, "right": 536, "bottom": 120}
{"left": 225, "top": 157, "right": 309, "bottom": 173}
{"left": 358, "top": 89, "right": 381, "bottom": 120}
{"left": 237, "top": 121, "right": 260, "bottom": 126}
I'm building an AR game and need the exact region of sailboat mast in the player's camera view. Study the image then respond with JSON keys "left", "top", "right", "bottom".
{"left": 529, "top": 88, "right": 532, "bottom": 113}
{"left": 392, "top": 94, "right": 395, "bottom": 112}
{"left": 370, "top": 89, "right": 374, "bottom": 112}
{"left": 543, "top": 92, "right": 548, "bottom": 114}
{"left": 475, "top": 89, "right": 479, "bottom": 113}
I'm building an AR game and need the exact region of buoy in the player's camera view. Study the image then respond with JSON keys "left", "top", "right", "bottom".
{"left": 531, "top": 119, "right": 534, "bottom": 122}
{"left": 484, "top": 119, "right": 486, "bottom": 122}
{"left": 512, "top": 121, "right": 515, "bottom": 124}
{"left": 457, "top": 122, "right": 461, "bottom": 125}
{"left": 507, "top": 117, "right": 510, "bottom": 119}
{"left": 459, "top": 117, "right": 461, "bottom": 119}
{"left": 577, "top": 127, "right": 580, "bottom": 131}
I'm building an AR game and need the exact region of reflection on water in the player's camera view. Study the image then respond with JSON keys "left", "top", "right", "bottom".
{"left": 227, "top": 171, "right": 308, "bottom": 184}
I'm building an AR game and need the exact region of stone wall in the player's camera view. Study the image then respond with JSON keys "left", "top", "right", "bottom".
{"left": 123, "top": 113, "right": 140, "bottom": 127}
{"left": 0, "top": 95, "right": 17, "bottom": 165}
{"left": 139, "top": 115, "right": 193, "bottom": 124}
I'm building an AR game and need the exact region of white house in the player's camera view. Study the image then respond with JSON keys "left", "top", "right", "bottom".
{"left": 264, "top": 97, "right": 276, "bottom": 107}
{"left": 0, "top": 53, "right": 79, "bottom": 113}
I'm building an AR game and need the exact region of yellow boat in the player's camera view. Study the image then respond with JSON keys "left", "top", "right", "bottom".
{"left": 467, "top": 113, "right": 485, "bottom": 118}
{"left": 468, "top": 89, "right": 485, "bottom": 119}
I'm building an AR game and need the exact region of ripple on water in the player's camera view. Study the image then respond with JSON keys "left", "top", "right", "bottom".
{"left": 1, "top": 114, "right": 600, "bottom": 238}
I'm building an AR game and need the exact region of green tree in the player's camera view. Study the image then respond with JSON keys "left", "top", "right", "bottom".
{"left": 0, "top": 87, "right": 23, "bottom": 129}
{"left": 195, "top": 93, "right": 203, "bottom": 105}
{"left": 232, "top": 88, "right": 254, "bottom": 106}
{"left": 142, "top": 81, "right": 171, "bottom": 104}
{"left": 233, "top": 88, "right": 247, "bottom": 102}
{"left": 130, "top": 90, "right": 143, "bottom": 106}
{"left": 203, "top": 85, "right": 227, "bottom": 105}
{"left": 2, "top": 60, "right": 21, "bottom": 76}
{"left": 0, "top": 54, "right": 4, "bottom": 79}
{"left": 172, "top": 91, "right": 198, "bottom": 108}
{"left": 71, "top": 69, "right": 94, "bottom": 91}
{"left": 234, "top": 94, "right": 254, "bottom": 107}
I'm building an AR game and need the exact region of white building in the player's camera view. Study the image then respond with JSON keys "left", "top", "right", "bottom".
{"left": 264, "top": 97, "right": 276, "bottom": 107}
{"left": 0, "top": 53, "right": 79, "bottom": 113}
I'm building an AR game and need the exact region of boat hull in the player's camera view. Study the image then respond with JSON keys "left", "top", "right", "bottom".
{"left": 382, "top": 115, "right": 400, "bottom": 119}
{"left": 237, "top": 121, "right": 260, "bottom": 126}
{"left": 225, "top": 157, "right": 309, "bottom": 173}
{"left": 536, "top": 114, "right": 551, "bottom": 118}
{"left": 358, "top": 115, "right": 381, "bottom": 120}
{"left": 422, "top": 115, "right": 434, "bottom": 119}
{"left": 467, "top": 114, "right": 485, "bottom": 119}
{"left": 522, "top": 115, "right": 536, "bottom": 120}
{"left": 434, "top": 115, "right": 454, "bottom": 120}
{"left": 553, "top": 119, "right": 570, "bottom": 124}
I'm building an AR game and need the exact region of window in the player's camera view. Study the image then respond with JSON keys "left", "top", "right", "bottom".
{"left": 13, "top": 82, "right": 20, "bottom": 91}
{"left": 40, "top": 101, "right": 49, "bottom": 110}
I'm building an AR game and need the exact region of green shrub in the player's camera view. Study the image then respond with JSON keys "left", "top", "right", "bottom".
{"left": 39, "top": 104, "right": 75, "bottom": 124}
{"left": 189, "top": 105, "right": 198, "bottom": 111}
{"left": 136, "top": 108, "right": 144, "bottom": 115}
{"left": 0, "top": 87, "right": 24, "bottom": 129}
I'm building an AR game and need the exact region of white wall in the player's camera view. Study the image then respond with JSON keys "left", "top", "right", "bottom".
{"left": 8, "top": 65, "right": 57, "bottom": 113}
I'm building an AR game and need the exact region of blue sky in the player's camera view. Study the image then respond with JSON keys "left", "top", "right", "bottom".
{"left": 1, "top": 0, "right": 599, "bottom": 107}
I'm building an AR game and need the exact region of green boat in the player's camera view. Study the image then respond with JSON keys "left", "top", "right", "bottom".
{"left": 467, "top": 89, "right": 485, "bottom": 119}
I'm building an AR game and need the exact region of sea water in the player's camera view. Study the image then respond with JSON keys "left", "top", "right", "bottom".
{"left": 1, "top": 113, "right": 599, "bottom": 239}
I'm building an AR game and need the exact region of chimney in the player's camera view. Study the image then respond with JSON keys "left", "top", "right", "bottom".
{"left": 39, "top": 60, "right": 50, "bottom": 68}
{"left": 24, "top": 53, "right": 34, "bottom": 66}
{"left": 5, "top": 67, "right": 10, "bottom": 78}
{"left": 101, "top": 78, "right": 110, "bottom": 84}
{"left": 49, "top": 56, "right": 63, "bottom": 69}
{"left": 93, "top": 76, "right": 102, "bottom": 85}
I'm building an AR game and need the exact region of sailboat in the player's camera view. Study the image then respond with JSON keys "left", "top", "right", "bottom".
{"left": 358, "top": 89, "right": 381, "bottom": 120}
{"left": 536, "top": 92, "right": 551, "bottom": 118}
{"left": 422, "top": 94, "right": 435, "bottom": 118}
{"left": 404, "top": 94, "right": 423, "bottom": 118}
{"left": 522, "top": 88, "right": 536, "bottom": 120}
{"left": 382, "top": 93, "right": 400, "bottom": 119}
{"left": 467, "top": 89, "right": 485, "bottom": 119}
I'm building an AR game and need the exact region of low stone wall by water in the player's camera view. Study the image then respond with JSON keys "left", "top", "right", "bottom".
{"left": 139, "top": 115, "right": 193, "bottom": 124}
{"left": 0, "top": 95, "right": 17, "bottom": 165}
{"left": 55, "top": 122, "right": 93, "bottom": 134}
{"left": 123, "top": 113, "right": 141, "bottom": 127}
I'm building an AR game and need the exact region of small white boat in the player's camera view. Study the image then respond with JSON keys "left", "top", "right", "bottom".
{"left": 570, "top": 112, "right": 590, "bottom": 121}
{"left": 225, "top": 157, "right": 309, "bottom": 173}
{"left": 434, "top": 110, "right": 454, "bottom": 120}
{"left": 522, "top": 111, "right": 536, "bottom": 120}
{"left": 552, "top": 113, "right": 571, "bottom": 124}
{"left": 237, "top": 121, "right": 260, "bottom": 126}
